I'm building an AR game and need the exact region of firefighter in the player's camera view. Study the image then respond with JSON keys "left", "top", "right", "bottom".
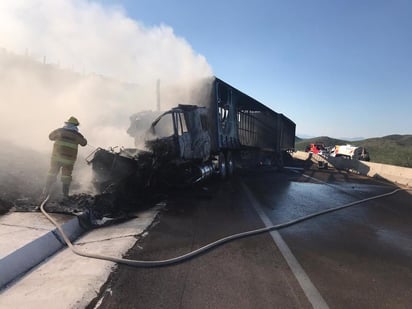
{"left": 43, "top": 116, "right": 87, "bottom": 197}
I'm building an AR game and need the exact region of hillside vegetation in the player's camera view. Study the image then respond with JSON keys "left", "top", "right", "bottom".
{"left": 295, "top": 135, "right": 412, "bottom": 168}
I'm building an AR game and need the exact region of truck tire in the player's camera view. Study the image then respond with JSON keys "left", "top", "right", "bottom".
{"left": 226, "top": 151, "right": 234, "bottom": 177}
{"left": 218, "top": 152, "right": 227, "bottom": 179}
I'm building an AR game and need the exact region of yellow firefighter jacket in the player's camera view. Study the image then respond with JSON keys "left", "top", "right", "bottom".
{"left": 49, "top": 128, "right": 87, "bottom": 165}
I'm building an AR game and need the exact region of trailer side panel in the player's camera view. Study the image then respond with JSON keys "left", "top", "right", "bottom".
{"left": 211, "top": 77, "right": 295, "bottom": 154}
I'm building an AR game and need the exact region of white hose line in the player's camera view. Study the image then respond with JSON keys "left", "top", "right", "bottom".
{"left": 40, "top": 188, "right": 408, "bottom": 267}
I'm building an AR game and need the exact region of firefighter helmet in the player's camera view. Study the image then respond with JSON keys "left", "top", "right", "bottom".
{"left": 65, "top": 116, "right": 80, "bottom": 126}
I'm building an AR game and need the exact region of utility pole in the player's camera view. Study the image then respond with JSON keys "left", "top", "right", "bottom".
{"left": 156, "top": 79, "right": 161, "bottom": 111}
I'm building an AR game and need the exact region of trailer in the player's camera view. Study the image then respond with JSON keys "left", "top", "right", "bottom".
{"left": 211, "top": 78, "right": 295, "bottom": 170}
{"left": 88, "top": 77, "right": 296, "bottom": 192}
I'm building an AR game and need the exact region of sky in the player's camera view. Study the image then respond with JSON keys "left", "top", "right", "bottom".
{"left": 99, "top": 0, "right": 412, "bottom": 139}
{"left": 0, "top": 0, "right": 212, "bottom": 151}
{"left": 0, "top": 0, "right": 411, "bottom": 145}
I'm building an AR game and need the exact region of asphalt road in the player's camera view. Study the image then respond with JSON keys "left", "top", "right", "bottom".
{"left": 90, "top": 165, "right": 412, "bottom": 309}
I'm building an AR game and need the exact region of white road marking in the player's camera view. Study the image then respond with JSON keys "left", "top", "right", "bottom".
{"left": 241, "top": 181, "right": 329, "bottom": 309}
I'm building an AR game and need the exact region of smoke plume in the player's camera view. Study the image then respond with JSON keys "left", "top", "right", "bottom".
{"left": 0, "top": 0, "right": 213, "bottom": 196}
{"left": 0, "top": 0, "right": 213, "bottom": 152}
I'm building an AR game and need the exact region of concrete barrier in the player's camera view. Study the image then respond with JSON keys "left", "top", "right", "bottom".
{"left": 292, "top": 151, "right": 412, "bottom": 187}
{"left": 0, "top": 217, "right": 84, "bottom": 290}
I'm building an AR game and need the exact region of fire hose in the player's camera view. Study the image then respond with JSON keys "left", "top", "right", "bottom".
{"left": 40, "top": 187, "right": 408, "bottom": 267}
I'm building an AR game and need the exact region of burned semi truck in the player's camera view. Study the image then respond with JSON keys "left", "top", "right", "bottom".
{"left": 88, "top": 77, "right": 295, "bottom": 192}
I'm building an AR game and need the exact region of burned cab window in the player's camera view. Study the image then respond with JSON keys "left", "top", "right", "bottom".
{"left": 178, "top": 112, "right": 188, "bottom": 135}
{"left": 153, "top": 113, "right": 174, "bottom": 138}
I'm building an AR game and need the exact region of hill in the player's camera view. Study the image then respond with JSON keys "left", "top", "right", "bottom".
{"left": 295, "top": 135, "right": 412, "bottom": 168}
{"left": 295, "top": 136, "right": 349, "bottom": 150}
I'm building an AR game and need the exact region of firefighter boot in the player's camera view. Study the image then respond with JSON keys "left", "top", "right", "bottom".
{"left": 62, "top": 183, "right": 70, "bottom": 197}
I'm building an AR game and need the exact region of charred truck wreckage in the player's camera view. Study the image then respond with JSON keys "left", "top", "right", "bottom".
{"left": 85, "top": 77, "right": 295, "bottom": 222}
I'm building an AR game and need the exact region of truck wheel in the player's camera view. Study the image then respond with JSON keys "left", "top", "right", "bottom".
{"left": 218, "top": 152, "right": 227, "bottom": 179}
{"left": 226, "top": 151, "right": 234, "bottom": 177}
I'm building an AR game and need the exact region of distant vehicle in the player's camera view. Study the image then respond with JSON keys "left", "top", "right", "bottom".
{"left": 305, "top": 143, "right": 327, "bottom": 155}
{"left": 329, "top": 144, "right": 370, "bottom": 161}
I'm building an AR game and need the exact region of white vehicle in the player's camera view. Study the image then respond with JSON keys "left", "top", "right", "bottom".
{"left": 329, "top": 144, "right": 370, "bottom": 161}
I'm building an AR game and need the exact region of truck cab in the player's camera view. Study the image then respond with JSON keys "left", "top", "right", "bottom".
{"left": 146, "top": 105, "right": 211, "bottom": 162}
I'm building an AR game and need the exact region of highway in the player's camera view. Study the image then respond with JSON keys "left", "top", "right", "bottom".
{"left": 91, "top": 165, "right": 412, "bottom": 308}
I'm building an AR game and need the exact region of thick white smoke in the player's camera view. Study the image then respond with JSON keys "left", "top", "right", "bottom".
{"left": 0, "top": 0, "right": 213, "bottom": 152}
{"left": 0, "top": 0, "right": 213, "bottom": 195}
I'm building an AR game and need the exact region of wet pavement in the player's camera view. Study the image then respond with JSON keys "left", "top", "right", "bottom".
{"left": 246, "top": 168, "right": 412, "bottom": 308}
{"left": 2, "top": 164, "right": 411, "bottom": 308}
{"left": 91, "top": 176, "right": 312, "bottom": 309}
{"left": 92, "top": 166, "right": 412, "bottom": 308}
